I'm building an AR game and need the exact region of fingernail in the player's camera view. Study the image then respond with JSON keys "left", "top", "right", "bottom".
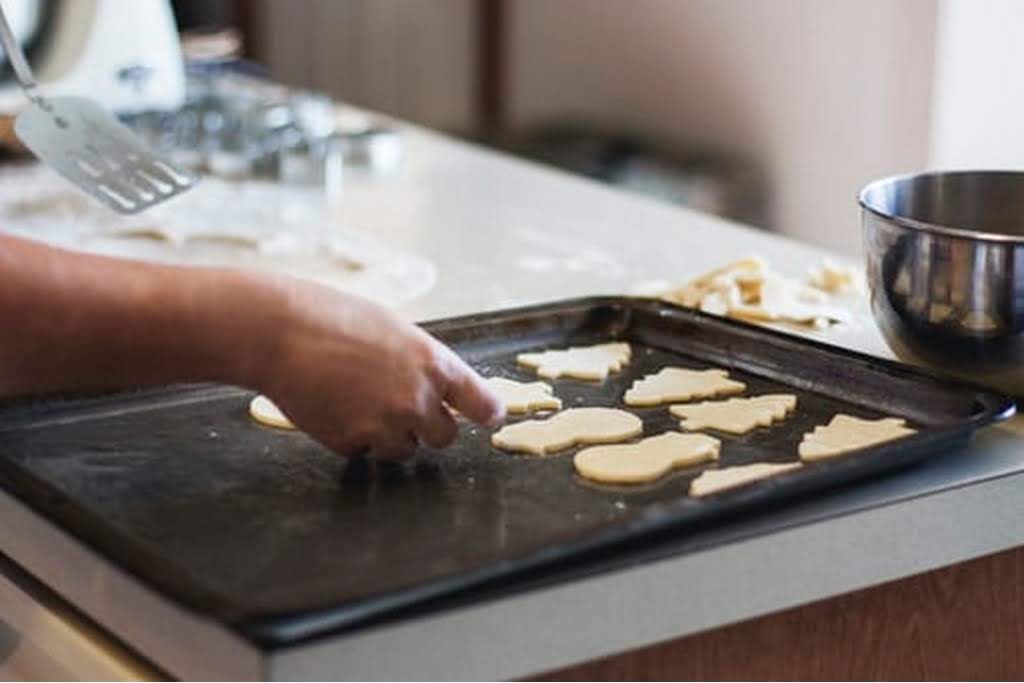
{"left": 486, "top": 405, "right": 506, "bottom": 428}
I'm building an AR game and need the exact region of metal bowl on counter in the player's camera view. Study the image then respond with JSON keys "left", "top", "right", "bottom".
{"left": 861, "top": 171, "right": 1024, "bottom": 395}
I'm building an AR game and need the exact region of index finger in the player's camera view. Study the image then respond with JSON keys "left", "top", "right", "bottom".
{"left": 436, "top": 345, "right": 505, "bottom": 427}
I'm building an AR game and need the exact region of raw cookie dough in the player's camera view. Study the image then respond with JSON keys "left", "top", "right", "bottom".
{"left": 249, "top": 394, "right": 296, "bottom": 429}
{"left": 491, "top": 407, "right": 642, "bottom": 455}
{"left": 808, "top": 259, "right": 861, "bottom": 294}
{"left": 517, "top": 342, "right": 631, "bottom": 381}
{"left": 727, "top": 272, "right": 852, "bottom": 328}
{"left": 574, "top": 431, "right": 720, "bottom": 484}
{"left": 624, "top": 367, "right": 745, "bottom": 407}
{"left": 689, "top": 462, "right": 802, "bottom": 497}
{"left": 486, "top": 377, "right": 563, "bottom": 414}
{"left": 661, "top": 256, "right": 767, "bottom": 308}
{"left": 658, "top": 256, "right": 853, "bottom": 330}
{"left": 670, "top": 394, "right": 797, "bottom": 434}
{"left": 799, "top": 414, "right": 915, "bottom": 461}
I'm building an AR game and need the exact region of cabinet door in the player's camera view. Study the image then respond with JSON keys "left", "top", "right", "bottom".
{"left": 256, "top": 0, "right": 477, "bottom": 133}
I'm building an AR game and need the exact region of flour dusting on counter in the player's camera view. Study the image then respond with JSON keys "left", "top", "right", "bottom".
{"left": 0, "top": 164, "right": 436, "bottom": 308}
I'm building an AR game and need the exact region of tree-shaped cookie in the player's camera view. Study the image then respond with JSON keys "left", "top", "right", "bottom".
{"left": 799, "top": 414, "right": 915, "bottom": 461}
{"left": 624, "top": 367, "right": 745, "bottom": 407}
{"left": 517, "top": 342, "right": 631, "bottom": 381}
{"left": 671, "top": 394, "right": 797, "bottom": 434}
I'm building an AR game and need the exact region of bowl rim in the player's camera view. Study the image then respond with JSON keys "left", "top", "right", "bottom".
{"left": 859, "top": 169, "right": 1024, "bottom": 244}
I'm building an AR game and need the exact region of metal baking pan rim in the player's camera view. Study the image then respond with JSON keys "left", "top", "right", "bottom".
{"left": 0, "top": 296, "right": 1013, "bottom": 648}
{"left": 422, "top": 295, "right": 1015, "bottom": 426}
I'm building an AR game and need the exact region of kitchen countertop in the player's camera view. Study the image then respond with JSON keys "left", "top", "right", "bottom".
{"left": 1, "top": 117, "right": 1023, "bottom": 680}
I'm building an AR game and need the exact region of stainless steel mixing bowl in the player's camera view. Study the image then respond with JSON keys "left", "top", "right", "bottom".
{"left": 861, "top": 171, "right": 1024, "bottom": 395}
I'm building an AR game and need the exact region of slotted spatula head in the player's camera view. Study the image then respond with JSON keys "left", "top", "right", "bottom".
{"left": 13, "top": 96, "right": 198, "bottom": 214}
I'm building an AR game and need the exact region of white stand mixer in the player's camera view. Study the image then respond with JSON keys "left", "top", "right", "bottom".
{"left": 0, "top": 0, "right": 185, "bottom": 114}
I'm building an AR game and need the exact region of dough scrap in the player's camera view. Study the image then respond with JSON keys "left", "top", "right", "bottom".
{"left": 574, "top": 431, "right": 720, "bottom": 484}
{"left": 486, "top": 377, "right": 563, "bottom": 414}
{"left": 689, "top": 462, "right": 802, "bottom": 497}
{"left": 659, "top": 256, "right": 854, "bottom": 330}
{"left": 808, "top": 259, "right": 862, "bottom": 294}
{"left": 249, "top": 395, "right": 296, "bottom": 430}
{"left": 517, "top": 342, "right": 631, "bottom": 380}
{"left": 624, "top": 367, "right": 745, "bottom": 407}
{"left": 728, "top": 272, "right": 852, "bottom": 326}
{"left": 661, "top": 257, "right": 767, "bottom": 308}
{"left": 491, "top": 407, "right": 642, "bottom": 455}
{"left": 671, "top": 394, "right": 797, "bottom": 434}
{"left": 799, "top": 414, "right": 915, "bottom": 461}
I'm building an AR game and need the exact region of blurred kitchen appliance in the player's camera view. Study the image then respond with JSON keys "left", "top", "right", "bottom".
{"left": 0, "top": 0, "right": 186, "bottom": 115}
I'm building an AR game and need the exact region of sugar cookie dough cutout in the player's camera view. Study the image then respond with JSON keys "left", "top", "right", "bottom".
{"left": 249, "top": 395, "right": 296, "bottom": 430}
{"left": 516, "top": 342, "right": 631, "bottom": 381}
{"left": 574, "top": 431, "right": 720, "bottom": 484}
{"left": 491, "top": 407, "right": 642, "bottom": 455}
{"left": 624, "top": 367, "right": 745, "bottom": 407}
{"left": 689, "top": 462, "right": 802, "bottom": 497}
{"left": 670, "top": 394, "right": 797, "bottom": 434}
{"left": 799, "top": 414, "right": 915, "bottom": 461}
{"left": 486, "top": 377, "right": 563, "bottom": 414}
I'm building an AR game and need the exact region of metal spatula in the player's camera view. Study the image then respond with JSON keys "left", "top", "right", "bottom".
{"left": 0, "top": 4, "right": 196, "bottom": 214}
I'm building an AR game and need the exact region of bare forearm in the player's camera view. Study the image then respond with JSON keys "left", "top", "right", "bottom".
{"left": 0, "top": 232, "right": 503, "bottom": 459}
{"left": 0, "top": 234, "right": 280, "bottom": 397}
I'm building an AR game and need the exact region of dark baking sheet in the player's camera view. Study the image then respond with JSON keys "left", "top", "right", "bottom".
{"left": 0, "top": 297, "right": 1012, "bottom": 647}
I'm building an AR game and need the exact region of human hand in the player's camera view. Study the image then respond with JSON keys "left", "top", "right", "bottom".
{"left": 250, "top": 278, "right": 504, "bottom": 459}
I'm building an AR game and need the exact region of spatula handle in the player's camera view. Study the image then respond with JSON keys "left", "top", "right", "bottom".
{"left": 0, "top": 2, "right": 39, "bottom": 99}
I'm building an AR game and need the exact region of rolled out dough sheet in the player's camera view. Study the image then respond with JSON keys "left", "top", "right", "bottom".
{"left": 0, "top": 165, "right": 438, "bottom": 309}
{"left": 689, "top": 462, "right": 802, "bottom": 497}
{"left": 486, "top": 377, "right": 562, "bottom": 414}
{"left": 624, "top": 367, "right": 745, "bottom": 407}
{"left": 670, "top": 394, "right": 797, "bottom": 434}
{"left": 799, "top": 414, "right": 915, "bottom": 461}
{"left": 491, "top": 407, "right": 642, "bottom": 455}
{"left": 249, "top": 394, "right": 296, "bottom": 430}
{"left": 574, "top": 431, "right": 720, "bottom": 484}
{"left": 516, "top": 342, "right": 631, "bottom": 381}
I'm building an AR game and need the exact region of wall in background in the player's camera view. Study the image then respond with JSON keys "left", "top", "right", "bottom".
{"left": 254, "top": 0, "right": 943, "bottom": 257}
{"left": 256, "top": 0, "right": 478, "bottom": 133}
{"left": 930, "top": 0, "right": 1024, "bottom": 169}
{"left": 505, "top": 0, "right": 937, "bottom": 255}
